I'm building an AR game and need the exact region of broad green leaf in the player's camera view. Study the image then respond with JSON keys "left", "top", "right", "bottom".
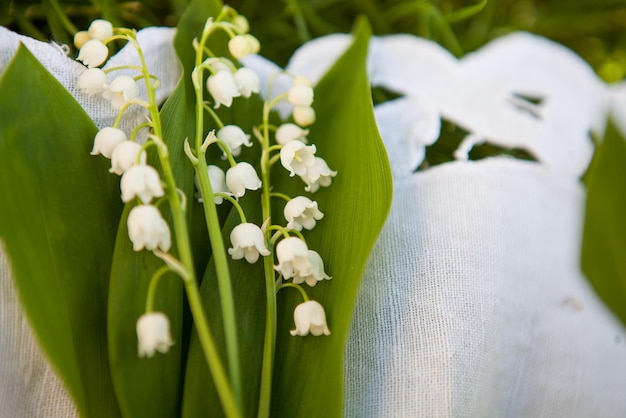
{"left": 581, "top": 119, "right": 626, "bottom": 326}
{"left": 107, "top": 80, "right": 195, "bottom": 418}
{"left": 271, "top": 17, "right": 392, "bottom": 418}
{"left": 182, "top": 17, "right": 392, "bottom": 418}
{"left": 0, "top": 44, "right": 122, "bottom": 417}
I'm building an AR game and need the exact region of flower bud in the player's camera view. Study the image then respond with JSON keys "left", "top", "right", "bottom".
{"left": 288, "top": 85, "right": 314, "bottom": 107}
{"left": 275, "top": 123, "right": 308, "bottom": 145}
{"left": 73, "top": 31, "right": 92, "bottom": 49}
{"left": 77, "top": 39, "right": 108, "bottom": 68}
{"left": 127, "top": 204, "right": 171, "bottom": 252}
{"left": 233, "top": 67, "right": 260, "bottom": 98}
{"left": 91, "top": 127, "right": 127, "bottom": 158}
{"left": 88, "top": 19, "right": 113, "bottom": 41}
{"left": 207, "top": 70, "right": 241, "bottom": 108}
{"left": 136, "top": 312, "right": 174, "bottom": 357}
{"left": 293, "top": 106, "right": 316, "bottom": 127}
{"left": 120, "top": 164, "right": 164, "bottom": 203}
{"left": 77, "top": 68, "right": 108, "bottom": 96}
{"left": 229, "top": 35, "right": 251, "bottom": 60}
{"left": 228, "top": 223, "right": 270, "bottom": 263}
{"left": 232, "top": 15, "right": 250, "bottom": 33}
{"left": 109, "top": 141, "right": 145, "bottom": 175}
{"left": 225, "top": 162, "right": 262, "bottom": 197}
{"left": 103, "top": 75, "right": 139, "bottom": 110}
{"left": 290, "top": 300, "right": 331, "bottom": 336}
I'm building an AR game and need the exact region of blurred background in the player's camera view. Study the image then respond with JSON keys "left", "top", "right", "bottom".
{"left": 2, "top": 0, "right": 626, "bottom": 81}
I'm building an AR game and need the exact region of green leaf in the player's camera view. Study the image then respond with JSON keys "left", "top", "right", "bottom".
{"left": 581, "top": 118, "right": 626, "bottom": 326}
{"left": 106, "top": 80, "right": 195, "bottom": 418}
{"left": 270, "top": 17, "right": 392, "bottom": 418}
{"left": 0, "top": 44, "right": 122, "bottom": 417}
{"left": 182, "top": 16, "right": 392, "bottom": 418}
{"left": 446, "top": 0, "right": 488, "bottom": 24}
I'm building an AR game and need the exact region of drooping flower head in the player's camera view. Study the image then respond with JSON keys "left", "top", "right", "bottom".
{"left": 292, "top": 250, "right": 331, "bottom": 287}
{"left": 217, "top": 125, "right": 252, "bottom": 157}
{"left": 103, "top": 75, "right": 139, "bottom": 110}
{"left": 301, "top": 157, "right": 337, "bottom": 193}
{"left": 109, "top": 141, "right": 145, "bottom": 175}
{"left": 233, "top": 67, "right": 260, "bottom": 98}
{"left": 136, "top": 312, "right": 174, "bottom": 357}
{"left": 88, "top": 19, "right": 114, "bottom": 41}
{"left": 127, "top": 204, "right": 171, "bottom": 252}
{"left": 194, "top": 165, "right": 228, "bottom": 204}
{"left": 274, "top": 237, "right": 311, "bottom": 279}
{"left": 228, "top": 223, "right": 271, "bottom": 263}
{"left": 225, "top": 162, "right": 262, "bottom": 197}
{"left": 280, "top": 141, "right": 316, "bottom": 177}
{"left": 275, "top": 123, "right": 308, "bottom": 145}
{"left": 290, "top": 300, "right": 331, "bottom": 337}
{"left": 207, "top": 70, "right": 241, "bottom": 108}
{"left": 293, "top": 106, "right": 316, "bottom": 127}
{"left": 228, "top": 34, "right": 260, "bottom": 59}
{"left": 284, "top": 196, "right": 324, "bottom": 231}
{"left": 77, "top": 68, "right": 108, "bottom": 96}
{"left": 120, "top": 164, "right": 164, "bottom": 203}
{"left": 77, "top": 39, "right": 108, "bottom": 68}
{"left": 91, "top": 127, "right": 127, "bottom": 158}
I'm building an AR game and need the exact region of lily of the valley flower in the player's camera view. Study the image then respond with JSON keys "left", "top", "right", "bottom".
{"left": 228, "top": 34, "right": 260, "bottom": 59}
{"left": 228, "top": 223, "right": 271, "bottom": 263}
{"left": 232, "top": 15, "right": 249, "bottom": 33}
{"left": 280, "top": 141, "right": 316, "bottom": 177}
{"left": 91, "top": 127, "right": 127, "bottom": 158}
{"left": 77, "top": 68, "right": 108, "bottom": 96}
{"left": 218, "top": 125, "right": 252, "bottom": 157}
{"left": 88, "top": 19, "right": 114, "bottom": 41}
{"left": 233, "top": 67, "right": 260, "bottom": 98}
{"left": 73, "top": 31, "right": 91, "bottom": 49}
{"left": 121, "top": 164, "right": 164, "bottom": 203}
{"left": 284, "top": 196, "right": 324, "bottom": 231}
{"left": 136, "top": 312, "right": 174, "bottom": 357}
{"left": 293, "top": 250, "right": 331, "bottom": 287}
{"left": 225, "top": 162, "right": 262, "bottom": 197}
{"left": 293, "top": 106, "right": 316, "bottom": 127}
{"left": 196, "top": 165, "right": 228, "bottom": 204}
{"left": 288, "top": 84, "right": 314, "bottom": 108}
{"left": 207, "top": 70, "right": 241, "bottom": 108}
{"left": 109, "top": 141, "right": 145, "bottom": 175}
{"left": 274, "top": 237, "right": 311, "bottom": 279}
{"left": 301, "top": 157, "right": 337, "bottom": 193}
{"left": 77, "top": 39, "right": 108, "bottom": 68}
{"left": 103, "top": 75, "right": 139, "bottom": 110}
{"left": 127, "top": 204, "right": 171, "bottom": 252}
{"left": 290, "top": 300, "right": 331, "bottom": 336}
{"left": 275, "top": 123, "right": 308, "bottom": 145}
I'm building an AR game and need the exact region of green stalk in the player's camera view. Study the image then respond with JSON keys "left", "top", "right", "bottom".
{"left": 132, "top": 34, "right": 241, "bottom": 417}
{"left": 257, "top": 100, "right": 277, "bottom": 418}
{"left": 193, "top": 23, "right": 243, "bottom": 410}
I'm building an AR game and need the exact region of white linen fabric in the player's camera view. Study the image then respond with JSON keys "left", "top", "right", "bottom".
{"left": 2, "top": 25, "right": 626, "bottom": 418}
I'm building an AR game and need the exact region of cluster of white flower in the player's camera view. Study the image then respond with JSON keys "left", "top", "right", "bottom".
{"left": 75, "top": 20, "right": 139, "bottom": 110}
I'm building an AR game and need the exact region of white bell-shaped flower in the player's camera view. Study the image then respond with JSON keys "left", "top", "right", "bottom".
{"left": 121, "top": 164, "right": 164, "bottom": 203}
{"left": 77, "top": 39, "right": 108, "bottom": 68}
{"left": 274, "top": 237, "right": 311, "bottom": 279}
{"left": 73, "top": 31, "right": 91, "bottom": 49}
{"left": 225, "top": 162, "right": 262, "bottom": 197}
{"left": 284, "top": 196, "right": 324, "bottom": 231}
{"left": 136, "top": 312, "right": 174, "bottom": 357}
{"left": 233, "top": 67, "right": 260, "bottom": 98}
{"left": 280, "top": 141, "right": 316, "bottom": 177}
{"left": 127, "top": 204, "right": 171, "bottom": 252}
{"left": 228, "top": 223, "right": 271, "bottom": 263}
{"left": 77, "top": 68, "right": 108, "bottom": 95}
{"left": 109, "top": 141, "right": 145, "bottom": 175}
{"left": 217, "top": 125, "right": 252, "bottom": 157}
{"left": 288, "top": 85, "right": 314, "bottom": 107}
{"left": 275, "top": 123, "right": 309, "bottom": 145}
{"left": 293, "top": 250, "right": 331, "bottom": 287}
{"left": 207, "top": 70, "right": 241, "bottom": 108}
{"left": 103, "top": 75, "right": 139, "bottom": 110}
{"left": 301, "top": 157, "right": 337, "bottom": 193}
{"left": 228, "top": 35, "right": 252, "bottom": 59}
{"left": 194, "top": 165, "right": 228, "bottom": 204}
{"left": 293, "top": 106, "right": 316, "bottom": 127}
{"left": 91, "top": 127, "right": 127, "bottom": 158}
{"left": 88, "top": 19, "right": 113, "bottom": 41}
{"left": 290, "top": 300, "right": 331, "bottom": 337}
